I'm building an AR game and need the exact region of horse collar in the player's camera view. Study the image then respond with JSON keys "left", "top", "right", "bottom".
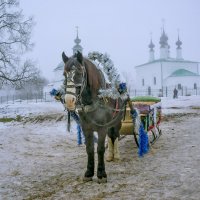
{"left": 77, "top": 101, "right": 99, "bottom": 113}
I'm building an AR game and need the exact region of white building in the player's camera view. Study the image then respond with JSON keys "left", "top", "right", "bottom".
{"left": 44, "top": 29, "right": 83, "bottom": 96}
{"left": 135, "top": 29, "right": 200, "bottom": 96}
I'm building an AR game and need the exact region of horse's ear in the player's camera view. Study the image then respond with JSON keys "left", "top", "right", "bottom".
{"left": 76, "top": 51, "right": 83, "bottom": 64}
{"left": 62, "top": 52, "right": 68, "bottom": 63}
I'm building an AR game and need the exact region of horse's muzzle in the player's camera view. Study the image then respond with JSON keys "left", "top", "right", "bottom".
{"left": 64, "top": 94, "right": 76, "bottom": 111}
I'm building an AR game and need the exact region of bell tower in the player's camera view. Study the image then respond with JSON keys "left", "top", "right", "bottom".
{"left": 72, "top": 26, "right": 83, "bottom": 54}
{"left": 159, "top": 20, "right": 170, "bottom": 59}
{"left": 176, "top": 30, "right": 183, "bottom": 60}
{"left": 148, "top": 33, "right": 155, "bottom": 62}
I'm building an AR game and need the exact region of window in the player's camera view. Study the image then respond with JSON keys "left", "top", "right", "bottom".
{"left": 153, "top": 77, "right": 156, "bottom": 85}
{"left": 142, "top": 79, "right": 144, "bottom": 86}
{"left": 178, "top": 84, "right": 182, "bottom": 90}
{"left": 194, "top": 83, "right": 197, "bottom": 89}
{"left": 148, "top": 86, "right": 151, "bottom": 95}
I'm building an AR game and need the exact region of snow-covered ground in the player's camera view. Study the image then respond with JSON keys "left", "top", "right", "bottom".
{"left": 0, "top": 95, "right": 200, "bottom": 199}
{"left": 1, "top": 95, "right": 200, "bottom": 119}
{"left": 0, "top": 100, "right": 64, "bottom": 119}
{"left": 161, "top": 95, "right": 200, "bottom": 114}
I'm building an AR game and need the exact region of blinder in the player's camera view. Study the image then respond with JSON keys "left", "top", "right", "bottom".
{"left": 64, "top": 62, "right": 86, "bottom": 110}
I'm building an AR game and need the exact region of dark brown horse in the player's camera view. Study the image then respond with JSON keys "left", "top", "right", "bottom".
{"left": 62, "top": 51, "right": 126, "bottom": 183}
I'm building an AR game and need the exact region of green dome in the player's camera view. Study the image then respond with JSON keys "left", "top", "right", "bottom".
{"left": 170, "top": 69, "right": 198, "bottom": 77}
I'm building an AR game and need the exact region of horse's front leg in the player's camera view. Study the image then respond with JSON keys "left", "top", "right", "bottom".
{"left": 83, "top": 130, "right": 94, "bottom": 182}
{"left": 97, "top": 130, "right": 107, "bottom": 183}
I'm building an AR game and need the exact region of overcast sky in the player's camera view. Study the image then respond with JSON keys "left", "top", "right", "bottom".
{"left": 20, "top": 0, "right": 200, "bottom": 81}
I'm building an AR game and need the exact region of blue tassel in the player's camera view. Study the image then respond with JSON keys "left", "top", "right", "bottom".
{"left": 138, "top": 124, "right": 149, "bottom": 157}
{"left": 70, "top": 111, "right": 80, "bottom": 124}
{"left": 77, "top": 125, "right": 82, "bottom": 145}
{"left": 70, "top": 111, "right": 85, "bottom": 145}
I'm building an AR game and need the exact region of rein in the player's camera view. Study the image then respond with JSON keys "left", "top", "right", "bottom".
{"left": 79, "top": 100, "right": 127, "bottom": 127}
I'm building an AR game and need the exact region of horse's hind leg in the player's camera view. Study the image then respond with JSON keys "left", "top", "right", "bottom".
{"left": 106, "top": 134, "right": 114, "bottom": 162}
{"left": 83, "top": 131, "right": 94, "bottom": 182}
{"left": 107, "top": 127, "right": 120, "bottom": 161}
{"left": 97, "top": 130, "right": 107, "bottom": 183}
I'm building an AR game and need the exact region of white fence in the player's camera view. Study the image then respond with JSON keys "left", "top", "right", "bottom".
{"left": 129, "top": 87, "right": 200, "bottom": 98}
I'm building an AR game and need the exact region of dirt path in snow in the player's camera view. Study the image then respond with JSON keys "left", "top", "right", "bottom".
{"left": 0, "top": 111, "right": 200, "bottom": 200}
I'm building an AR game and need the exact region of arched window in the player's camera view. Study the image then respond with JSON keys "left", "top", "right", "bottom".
{"left": 153, "top": 77, "right": 156, "bottom": 85}
{"left": 148, "top": 86, "right": 151, "bottom": 95}
{"left": 142, "top": 78, "right": 144, "bottom": 86}
{"left": 194, "top": 83, "right": 197, "bottom": 89}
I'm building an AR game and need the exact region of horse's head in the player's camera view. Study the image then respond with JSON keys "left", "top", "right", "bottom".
{"left": 62, "top": 51, "right": 85, "bottom": 86}
{"left": 62, "top": 51, "right": 105, "bottom": 110}
{"left": 61, "top": 51, "right": 86, "bottom": 110}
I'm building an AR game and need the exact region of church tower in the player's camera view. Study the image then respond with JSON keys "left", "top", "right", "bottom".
{"left": 159, "top": 29, "right": 169, "bottom": 59}
{"left": 148, "top": 37, "right": 155, "bottom": 62}
{"left": 176, "top": 33, "right": 183, "bottom": 60}
{"left": 72, "top": 27, "right": 83, "bottom": 54}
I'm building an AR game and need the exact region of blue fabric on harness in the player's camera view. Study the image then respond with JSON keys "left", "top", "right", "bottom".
{"left": 50, "top": 88, "right": 59, "bottom": 96}
{"left": 130, "top": 109, "right": 149, "bottom": 157}
{"left": 70, "top": 111, "right": 85, "bottom": 145}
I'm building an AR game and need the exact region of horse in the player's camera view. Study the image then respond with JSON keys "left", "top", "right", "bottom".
{"left": 62, "top": 51, "right": 126, "bottom": 183}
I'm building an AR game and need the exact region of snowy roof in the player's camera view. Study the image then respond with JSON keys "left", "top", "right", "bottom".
{"left": 169, "top": 69, "right": 199, "bottom": 77}
{"left": 135, "top": 58, "right": 199, "bottom": 68}
{"left": 53, "top": 62, "right": 64, "bottom": 71}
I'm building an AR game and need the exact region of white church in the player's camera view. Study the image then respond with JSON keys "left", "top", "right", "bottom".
{"left": 135, "top": 29, "right": 200, "bottom": 96}
{"left": 47, "top": 28, "right": 200, "bottom": 97}
{"left": 46, "top": 30, "right": 83, "bottom": 93}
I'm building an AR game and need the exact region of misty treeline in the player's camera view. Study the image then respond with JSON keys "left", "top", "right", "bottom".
{"left": 0, "top": 0, "right": 47, "bottom": 93}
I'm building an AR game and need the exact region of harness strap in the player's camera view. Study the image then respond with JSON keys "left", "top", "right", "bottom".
{"left": 66, "top": 91, "right": 76, "bottom": 96}
{"left": 66, "top": 85, "right": 75, "bottom": 88}
{"left": 112, "top": 99, "right": 119, "bottom": 118}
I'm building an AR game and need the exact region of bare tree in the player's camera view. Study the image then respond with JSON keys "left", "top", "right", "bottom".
{"left": 15, "top": 72, "right": 49, "bottom": 98}
{"left": 0, "top": 0, "right": 36, "bottom": 86}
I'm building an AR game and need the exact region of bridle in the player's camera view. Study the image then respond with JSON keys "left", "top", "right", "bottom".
{"left": 65, "top": 60, "right": 87, "bottom": 106}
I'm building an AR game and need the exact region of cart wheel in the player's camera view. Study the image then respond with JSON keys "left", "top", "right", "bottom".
{"left": 149, "top": 130, "right": 156, "bottom": 144}
{"left": 156, "top": 125, "right": 162, "bottom": 136}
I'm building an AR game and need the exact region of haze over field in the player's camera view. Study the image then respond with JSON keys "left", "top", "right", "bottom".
{"left": 20, "top": 0, "right": 200, "bottom": 81}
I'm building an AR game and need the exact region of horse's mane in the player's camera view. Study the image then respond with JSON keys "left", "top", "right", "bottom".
{"left": 83, "top": 58, "right": 105, "bottom": 98}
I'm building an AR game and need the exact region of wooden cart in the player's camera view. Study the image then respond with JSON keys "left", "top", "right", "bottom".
{"left": 119, "top": 96, "right": 162, "bottom": 147}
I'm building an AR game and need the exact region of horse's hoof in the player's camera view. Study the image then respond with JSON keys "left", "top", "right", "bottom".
{"left": 114, "top": 158, "right": 121, "bottom": 162}
{"left": 106, "top": 155, "right": 114, "bottom": 162}
{"left": 97, "top": 177, "right": 107, "bottom": 184}
{"left": 106, "top": 158, "right": 113, "bottom": 162}
{"left": 82, "top": 176, "right": 93, "bottom": 182}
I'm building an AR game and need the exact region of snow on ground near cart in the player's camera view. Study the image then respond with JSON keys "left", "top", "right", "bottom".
{"left": 0, "top": 100, "right": 64, "bottom": 119}
{"left": 161, "top": 95, "right": 200, "bottom": 114}
{"left": 0, "top": 95, "right": 200, "bottom": 199}
{"left": 1, "top": 95, "right": 200, "bottom": 147}
{"left": 1, "top": 95, "right": 200, "bottom": 119}
{"left": 0, "top": 94, "right": 200, "bottom": 138}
